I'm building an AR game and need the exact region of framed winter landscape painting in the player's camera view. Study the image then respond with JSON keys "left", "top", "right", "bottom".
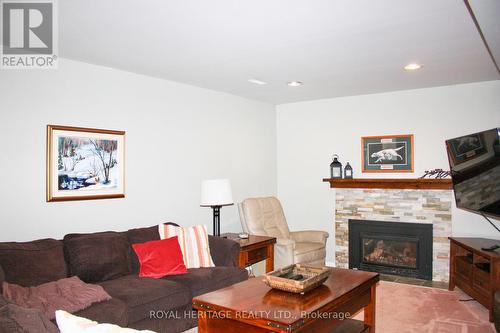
{"left": 46, "top": 125, "right": 125, "bottom": 202}
{"left": 362, "top": 134, "right": 414, "bottom": 173}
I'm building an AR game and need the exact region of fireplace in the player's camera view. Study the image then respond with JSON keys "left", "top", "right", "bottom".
{"left": 349, "top": 219, "right": 433, "bottom": 280}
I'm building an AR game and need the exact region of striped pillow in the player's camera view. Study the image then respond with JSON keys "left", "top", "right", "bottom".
{"left": 158, "top": 224, "right": 215, "bottom": 268}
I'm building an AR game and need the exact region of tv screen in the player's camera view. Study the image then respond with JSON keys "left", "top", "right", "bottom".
{"left": 446, "top": 128, "right": 500, "bottom": 220}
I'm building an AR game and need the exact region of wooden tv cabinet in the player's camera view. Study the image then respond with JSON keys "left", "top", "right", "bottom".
{"left": 449, "top": 237, "right": 500, "bottom": 321}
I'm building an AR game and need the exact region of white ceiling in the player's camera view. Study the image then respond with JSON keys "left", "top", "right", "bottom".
{"left": 59, "top": 0, "right": 499, "bottom": 104}
{"left": 469, "top": 0, "right": 500, "bottom": 73}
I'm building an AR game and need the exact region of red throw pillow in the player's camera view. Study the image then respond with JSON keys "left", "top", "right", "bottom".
{"left": 132, "top": 237, "right": 187, "bottom": 278}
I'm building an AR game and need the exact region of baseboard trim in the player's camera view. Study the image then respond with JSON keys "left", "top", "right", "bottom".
{"left": 325, "top": 260, "right": 335, "bottom": 267}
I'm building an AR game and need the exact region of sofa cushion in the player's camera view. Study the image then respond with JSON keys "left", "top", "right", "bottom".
{"left": 163, "top": 267, "right": 248, "bottom": 297}
{"left": 159, "top": 224, "right": 214, "bottom": 268}
{"left": 0, "top": 239, "right": 67, "bottom": 287}
{"left": 129, "top": 304, "right": 195, "bottom": 333}
{"left": 98, "top": 275, "right": 191, "bottom": 324}
{"left": 55, "top": 310, "right": 154, "bottom": 333}
{"left": 132, "top": 237, "right": 187, "bottom": 278}
{"left": 64, "top": 232, "right": 131, "bottom": 283}
{"left": 126, "top": 226, "right": 161, "bottom": 273}
{"left": 0, "top": 302, "right": 59, "bottom": 333}
{"left": 70, "top": 298, "right": 129, "bottom": 328}
{"left": 126, "top": 223, "right": 179, "bottom": 273}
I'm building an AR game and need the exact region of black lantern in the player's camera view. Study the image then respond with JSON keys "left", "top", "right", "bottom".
{"left": 344, "top": 162, "right": 353, "bottom": 179}
{"left": 330, "top": 154, "right": 343, "bottom": 179}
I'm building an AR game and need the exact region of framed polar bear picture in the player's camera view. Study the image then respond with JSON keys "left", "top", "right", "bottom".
{"left": 361, "top": 134, "right": 414, "bottom": 173}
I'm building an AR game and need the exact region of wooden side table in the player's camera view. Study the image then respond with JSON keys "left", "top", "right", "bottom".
{"left": 449, "top": 237, "right": 500, "bottom": 322}
{"left": 221, "top": 233, "right": 276, "bottom": 273}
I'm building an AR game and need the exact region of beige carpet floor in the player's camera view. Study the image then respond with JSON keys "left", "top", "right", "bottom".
{"left": 183, "top": 281, "right": 496, "bottom": 332}
{"left": 353, "top": 281, "right": 495, "bottom": 332}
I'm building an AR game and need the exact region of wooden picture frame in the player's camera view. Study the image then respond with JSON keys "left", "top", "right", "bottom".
{"left": 362, "top": 134, "right": 414, "bottom": 173}
{"left": 446, "top": 133, "right": 487, "bottom": 165}
{"left": 46, "top": 125, "right": 125, "bottom": 202}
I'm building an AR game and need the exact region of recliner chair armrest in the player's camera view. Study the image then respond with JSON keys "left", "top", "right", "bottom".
{"left": 290, "top": 230, "right": 329, "bottom": 245}
{"left": 274, "top": 238, "right": 296, "bottom": 270}
{"left": 276, "top": 238, "right": 295, "bottom": 249}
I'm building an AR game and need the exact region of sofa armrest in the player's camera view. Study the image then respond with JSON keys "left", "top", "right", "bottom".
{"left": 208, "top": 236, "right": 240, "bottom": 267}
{"left": 290, "top": 230, "right": 329, "bottom": 245}
{"left": 0, "top": 301, "right": 59, "bottom": 333}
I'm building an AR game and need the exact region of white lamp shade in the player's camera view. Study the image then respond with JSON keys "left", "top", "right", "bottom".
{"left": 200, "top": 179, "right": 234, "bottom": 207}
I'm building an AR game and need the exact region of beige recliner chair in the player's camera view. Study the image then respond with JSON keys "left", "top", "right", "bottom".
{"left": 238, "top": 197, "right": 329, "bottom": 270}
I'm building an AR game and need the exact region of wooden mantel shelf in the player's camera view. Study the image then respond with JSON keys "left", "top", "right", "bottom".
{"left": 322, "top": 178, "right": 453, "bottom": 190}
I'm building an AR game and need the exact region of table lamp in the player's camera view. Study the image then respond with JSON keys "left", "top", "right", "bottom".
{"left": 200, "top": 179, "right": 234, "bottom": 236}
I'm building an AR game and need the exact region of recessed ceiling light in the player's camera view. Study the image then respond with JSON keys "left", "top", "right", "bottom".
{"left": 287, "top": 81, "right": 303, "bottom": 87}
{"left": 404, "top": 63, "right": 423, "bottom": 71}
{"left": 248, "top": 78, "right": 268, "bottom": 85}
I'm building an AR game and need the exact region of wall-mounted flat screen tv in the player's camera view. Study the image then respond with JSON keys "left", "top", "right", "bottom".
{"left": 446, "top": 128, "right": 500, "bottom": 220}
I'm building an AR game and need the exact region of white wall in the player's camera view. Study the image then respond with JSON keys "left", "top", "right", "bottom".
{"left": 0, "top": 59, "right": 276, "bottom": 242}
{"left": 1, "top": 58, "right": 499, "bottom": 260}
{"left": 276, "top": 80, "right": 500, "bottom": 263}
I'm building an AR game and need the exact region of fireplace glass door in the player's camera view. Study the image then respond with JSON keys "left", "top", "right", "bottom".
{"left": 349, "top": 219, "right": 432, "bottom": 280}
{"left": 362, "top": 236, "right": 418, "bottom": 269}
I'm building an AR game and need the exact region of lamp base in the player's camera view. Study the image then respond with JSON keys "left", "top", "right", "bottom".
{"left": 212, "top": 206, "right": 221, "bottom": 236}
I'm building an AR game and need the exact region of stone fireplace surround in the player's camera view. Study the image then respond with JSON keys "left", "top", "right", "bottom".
{"left": 335, "top": 188, "right": 452, "bottom": 282}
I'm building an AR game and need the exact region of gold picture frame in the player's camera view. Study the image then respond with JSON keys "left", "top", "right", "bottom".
{"left": 46, "top": 125, "right": 126, "bottom": 202}
{"left": 361, "top": 134, "right": 414, "bottom": 173}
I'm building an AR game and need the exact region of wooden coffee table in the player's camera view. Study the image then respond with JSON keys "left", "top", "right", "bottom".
{"left": 193, "top": 267, "right": 379, "bottom": 333}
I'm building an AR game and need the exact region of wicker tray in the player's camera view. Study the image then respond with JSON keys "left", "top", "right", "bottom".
{"left": 263, "top": 264, "right": 330, "bottom": 294}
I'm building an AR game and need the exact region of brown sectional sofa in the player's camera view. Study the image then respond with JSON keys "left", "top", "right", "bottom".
{"left": 0, "top": 224, "right": 248, "bottom": 332}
